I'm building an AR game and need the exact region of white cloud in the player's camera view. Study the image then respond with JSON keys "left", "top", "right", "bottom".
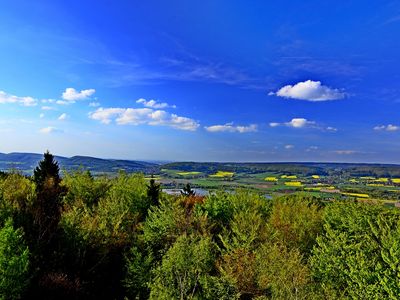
{"left": 204, "top": 123, "right": 257, "bottom": 133}
{"left": 39, "top": 113, "right": 45, "bottom": 119}
{"left": 270, "top": 118, "right": 336, "bottom": 131}
{"left": 39, "top": 127, "right": 62, "bottom": 134}
{"left": 58, "top": 113, "right": 68, "bottom": 121}
{"left": 270, "top": 118, "right": 315, "bottom": 128}
{"left": 89, "top": 107, "right": 199, "bottom": 131}
{"left": 0, "top": 90, "right": 37, "bottom": 106}
{"left": 285, "top": 145, "right": 294, "bottom": 150}
{"left": 89, "top": 108, "right": 125, "bottom": 124}
{"left": 136, "top": 98, "right": 176, "bottom": 109}
{"left": 89, "top": 102, "right": 100, "bottom": 107}
{"left": 269, "top": 80, "right": 345, "bottom": 101}
{"left": 374, "top": 124, "right": 399, "bottom": 132}
{"left": 62, "top": 88, "right": 95, "bottom": 102}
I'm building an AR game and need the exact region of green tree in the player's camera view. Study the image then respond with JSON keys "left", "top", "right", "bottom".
{"left": 310, "top": 201, "right": 400, "bottom": 299}
{"left": 0, "top": 219, "right": 30, "bottom": 300}
{"left": 149, "top": 234, "right": 215, "bottom": 300}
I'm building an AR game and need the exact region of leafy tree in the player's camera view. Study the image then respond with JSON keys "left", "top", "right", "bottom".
{"left": 310, "top": 201, "right": 400, "bottom": 299}
{"left": 62, "top": 170, "right": 110, "bottom": 207}
{"left": 149, "top": 234, "right": 215, "bottom": 299}
{"left": 256, "top": 243, "right": 310, "bottom": 300}
{"left": 268, "top": 194, "right": 323, "bottom": 255}
{"left": 0, "top": 173, "right": 35, "bottom": 227}
{"left": 0, "top": 219, "right": 30, "bottom": 300}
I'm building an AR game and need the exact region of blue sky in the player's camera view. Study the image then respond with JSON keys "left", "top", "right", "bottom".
{"left": 0, "top": 0, "right": 399, "bottom": 163}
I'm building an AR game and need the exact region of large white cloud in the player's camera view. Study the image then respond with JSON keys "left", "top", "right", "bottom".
{"left": 0, "top": 90, "right": 37, "bottom": 106}
{"left": 269, "top": 80, "right": 345, "bottom": 101}
{"left": 89, "top": 107, "right": 199, "bottom": 131}
{"left": 62, "top": 88, "right": 95, "bottom": 102}
{"left": 136, "top": 98, "right": 176, "bottom": 109}
{"left": 204, "top": 123, "right": 257, "bottom": 133}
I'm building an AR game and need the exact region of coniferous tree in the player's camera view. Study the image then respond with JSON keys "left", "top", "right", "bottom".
{"left": 32, "top": 151, "right": 64, "bottom": 264}
{"left": 181, "top": 183, "right": 195, "bottom": 197}
{"left": 147, "top": 176, "right": 161, "bottom": 207}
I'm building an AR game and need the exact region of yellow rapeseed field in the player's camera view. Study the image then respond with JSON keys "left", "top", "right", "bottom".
{"left": 265, "top": 177, "right": 278, "bottom": 182}
{"left": 209, "top": 171, "right": 234, "bottom": 178}
{"left": 284, "top": 181, "right": 302, "bottom": 187}
{"left": 342, "top": 192, "right": 369, "bottom": 198}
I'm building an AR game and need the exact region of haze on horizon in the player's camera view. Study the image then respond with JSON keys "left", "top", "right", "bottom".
{"left": 0, "top": 1, "right": 399, "bottom": 163}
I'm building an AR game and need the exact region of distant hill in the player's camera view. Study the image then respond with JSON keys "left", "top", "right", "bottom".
{"left": 0, "top": 152, "right": 159, "bottom": 175}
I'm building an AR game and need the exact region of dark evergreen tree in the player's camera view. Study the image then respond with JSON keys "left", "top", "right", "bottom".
{"left": 31, "top": 151, "right": 64, "bottom": 268}
{"left": 181, "top": 183, "right": 195, "bottom": 197}
{"left": 147, "top": 176, "right": 161, "bottom": 207}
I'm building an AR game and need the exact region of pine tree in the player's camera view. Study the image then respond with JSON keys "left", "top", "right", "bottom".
{"left": 181, "top": 183, "right": 195, "bottom": 197}
{"left": 147, "top": 176, "right": 161, "bottom": 207}
{"left": 33, "top": 150, "right": 61, "bottom": 188}
{"left": 32, "top": 151, "right": 64, "bottom": 266}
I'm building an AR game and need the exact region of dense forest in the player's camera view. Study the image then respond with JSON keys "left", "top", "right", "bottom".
{"left": 1, "top": 152, "right": 400, "bottom": 299}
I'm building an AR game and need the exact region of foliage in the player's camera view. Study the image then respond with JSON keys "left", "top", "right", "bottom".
{"left": 311, "top": 201, "right": 400, "bottom": 299}
{"left": 149, "top": 234, "right": 215, "bottom": 300}
{"left": 0, "top": 219, "right": 30, "bottom": 300}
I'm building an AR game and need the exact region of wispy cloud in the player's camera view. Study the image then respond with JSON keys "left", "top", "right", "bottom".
{"left": 269, "top": 80, "right": 346, "bottom": 101}
{"left": 0, "top": 90, "right": 37, "bottom": 106}
{"left": 89, "top": 107, "right": 199, "bottom": 131}
{"left": 334, "top": 150, "right": 358, "bottom": 155}
{"left": 89, "top": 102, "right": 100, "bottom": 107}
{"left": 58, "top": 113, "right": 68, "bottom": 121}
{"left": 41, "top": 106, "right": 56, "bottom": 111}
{"left": 205, "top": 123, "right": 257, "bottom": 133}
{"left": 374, "top": 124, "right": 400, "bottom": 131}
{"left": 39, "top": 127, "right": 63, "bottom": 134}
